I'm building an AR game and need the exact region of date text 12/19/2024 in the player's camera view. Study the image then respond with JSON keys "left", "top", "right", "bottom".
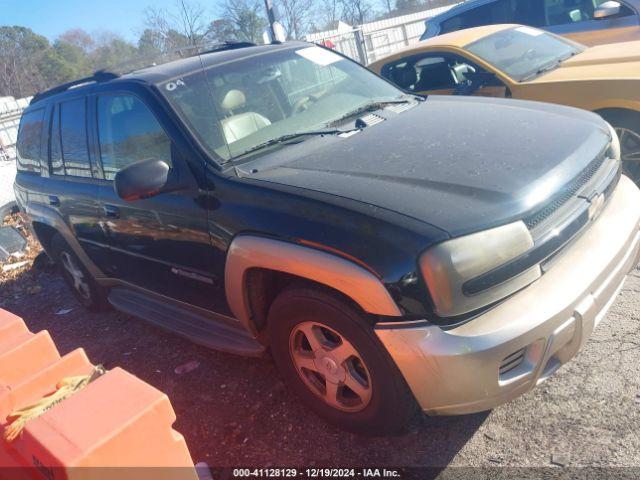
{"left": 232, "top": 469, "right": 402, "bottom": 478}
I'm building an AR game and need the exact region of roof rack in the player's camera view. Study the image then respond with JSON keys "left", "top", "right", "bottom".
{"left": 30, "top": 70, "right": 119, "bottom": 105}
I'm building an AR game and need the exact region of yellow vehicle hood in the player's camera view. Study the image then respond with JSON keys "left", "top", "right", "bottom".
{"left": 529, "top": 41, "right": 640, "bottom": 82}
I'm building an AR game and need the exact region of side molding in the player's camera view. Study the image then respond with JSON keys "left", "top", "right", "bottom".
{"left": 26, "top": 202, "right": 104, "bottom": 279}
{"left": 225, "top": 236, "right": 402, "bottom": 333}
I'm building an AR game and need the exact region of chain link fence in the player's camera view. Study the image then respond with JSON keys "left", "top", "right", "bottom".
{"left": 305, "top": 4, "right": 458, "bottom": 65}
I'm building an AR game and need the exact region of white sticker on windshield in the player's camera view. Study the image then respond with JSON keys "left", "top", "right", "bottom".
{"left": 295, "top": 46, "right": 343, "bottom": 66}
{"left": 515, "top": 26, "right": 544, "bottom": 36}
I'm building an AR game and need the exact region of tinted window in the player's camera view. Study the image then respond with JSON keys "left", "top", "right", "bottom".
{"left": 49, "top": 105, "right": 64, "bottom": 175}
{"left": 97, "top": 95, "right": 172, "bottom": 180}
{"left": 59, "top": 98, "right": 92, "bottom": 177}
{"left": 16, "top": 109, "right": 44, "bottom": 173}
{"left": 544, "top": 0, "right": 633, "bottom": 26}
{"left": 441, "top": 0, "right": 544, "bottom": 33}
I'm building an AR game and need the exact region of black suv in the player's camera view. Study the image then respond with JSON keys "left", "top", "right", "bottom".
{"left": 14, "top": 42, "right": 640, "bottom": 434}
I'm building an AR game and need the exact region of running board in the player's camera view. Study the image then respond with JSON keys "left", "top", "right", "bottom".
{"left": 108, "top": 287, "right": 265, "bottom": 357}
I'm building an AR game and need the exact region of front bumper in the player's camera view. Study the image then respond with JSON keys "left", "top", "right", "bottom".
{"left": 376, "top": 175, "right": 640, "bottom": 415}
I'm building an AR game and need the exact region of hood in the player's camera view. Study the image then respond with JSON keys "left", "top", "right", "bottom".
{"left": 249, "top": 96, "right": 610, "bottom": 237}
{"left": 565, "top": 41, "right": 640, "bottom": 67}
{"left": 531, "top": 41, "right": 640, "bottom": 82}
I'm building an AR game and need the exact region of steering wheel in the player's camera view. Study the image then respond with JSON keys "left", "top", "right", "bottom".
{"left": 455, "top": 71, "right": 487, "bottom": 96}
{"left": 292, "top": 95, "right": 319, "bottom": 114}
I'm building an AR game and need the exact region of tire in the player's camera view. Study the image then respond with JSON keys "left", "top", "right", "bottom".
{"left": 268, "top": 286, "right": 417, "bottom": 435}
{"left": 50, "top": 234, "right": 110, "bottom": 312}
{"left": 604, "top": 110, "right": 640, "bottom": 184}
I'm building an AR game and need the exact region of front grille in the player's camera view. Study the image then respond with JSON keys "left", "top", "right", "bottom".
{"left": 524, "top": 153, "right": 606, "bottom": 230}
{"left": 499, "top": 348, "right": 526, "bottom": 375}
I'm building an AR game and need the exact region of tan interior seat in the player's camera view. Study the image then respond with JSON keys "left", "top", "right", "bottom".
{"left": 220, "top": 90, "right": 271, "bottom": 144}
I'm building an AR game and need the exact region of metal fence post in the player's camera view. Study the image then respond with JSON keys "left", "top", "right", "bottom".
{"left": 401, "top": 23, "right": 410, "bottom": 46}
{"left": 353, "top": 29, "right": 368, "bottom": 65}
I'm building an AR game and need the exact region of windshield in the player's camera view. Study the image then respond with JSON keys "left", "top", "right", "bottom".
{"left": 158, "top": 45, "right": 404, "bottom": 163}
{"left": 465, "top": 27, "right": 585, "bottom": 82}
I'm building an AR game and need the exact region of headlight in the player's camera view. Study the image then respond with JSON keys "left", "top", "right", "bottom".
{"left": 419, "top": 221, "right": 541, "bottom": 317}
{"left": 606, "top": 122, "right": 621, "bottom": 161}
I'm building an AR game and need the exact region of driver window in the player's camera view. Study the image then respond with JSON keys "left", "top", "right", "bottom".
{"left": 544, "top": 0, "right": 633, "bottom": 26}
{"left": 97, "top": 95, "right": 172, "bottom": 180}
{"left": 414, "top": 57, "right": 459, "bottom": 91}
{"left": 383, "top": 55, "right": 479, "bottom": 93}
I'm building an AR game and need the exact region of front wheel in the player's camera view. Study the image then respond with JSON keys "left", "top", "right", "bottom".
{"left": 268, "top": 286, "right": 417, "bottom": 435}
{"left": 606, "top": 111, "right": 640, "bottom": 184}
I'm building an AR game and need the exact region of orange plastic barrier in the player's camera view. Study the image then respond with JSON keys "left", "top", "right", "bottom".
{"left": 0, "top": 308, "right": 198, "bottom": 480}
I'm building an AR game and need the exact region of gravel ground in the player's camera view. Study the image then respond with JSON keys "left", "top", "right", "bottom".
{"left": 0, "top": 238, "right": 639, "bottom": 473}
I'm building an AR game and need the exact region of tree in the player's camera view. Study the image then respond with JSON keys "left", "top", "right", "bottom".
{"left": 91, "top": 34, "right": 139, "bottom": 72}
{"left": 276, "top": 0, "right": 315, "bottom": 39}
{"left": 53, "top": 40, "right": 92, "bottom": 76}
{"left": 311, "top": 0, "right": 340, "bottom": 33}
{"left": 144, "top": 0, "right": 211, "bottom": 55}
{"left": 220, "top": 0, "right": 268, "bottom": 43}
{"left": 138, "top": 28, "right": 166, "bottom": 57}
{"left": 58, "top": 29, "right": 94, "bottom": 53}
{"left": 339, "top": 0, "right": 374, "bottom": 25}
{"left": 0, "top": 26, "right": 50, "bottom": 98}
{"left": 206, "top": 19, "right": 238, "bottom": 43}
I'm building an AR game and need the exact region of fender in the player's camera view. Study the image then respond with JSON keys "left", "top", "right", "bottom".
{"left": 25, "top": 202, "right": 105, "bottom": 279}
{"left": 224, "top": 236, "right": 403, "bottom": 333}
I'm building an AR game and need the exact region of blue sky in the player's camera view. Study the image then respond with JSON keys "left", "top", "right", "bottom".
{"left": 0, "top": 0, "right": 195, "bottom": 42}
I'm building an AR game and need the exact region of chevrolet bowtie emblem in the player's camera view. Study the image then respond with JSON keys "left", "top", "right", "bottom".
{"left": 588, "top": 193, "right": 606, "bottom": 222}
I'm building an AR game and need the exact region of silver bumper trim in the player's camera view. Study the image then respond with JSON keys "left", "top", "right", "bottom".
{"left": 376, "top": 175, "right": 640, "bottom": 415}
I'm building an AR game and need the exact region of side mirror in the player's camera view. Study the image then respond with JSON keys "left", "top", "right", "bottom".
{"left": 594, "top": 0, "right": 621, "bottom": 19}
{"left": 114, "top": 159, "right": 170, "bottom": 201}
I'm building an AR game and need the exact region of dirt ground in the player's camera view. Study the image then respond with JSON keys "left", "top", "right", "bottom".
{"left": 1, "top": 213, "right": 639, "bottom": 473}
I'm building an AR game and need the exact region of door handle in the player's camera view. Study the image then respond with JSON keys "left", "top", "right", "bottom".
{"left": 103, "top": 204, "right": 120, "bottom": 219}
{"left": 48, "top": 195, "right": 60, "bottom": 206}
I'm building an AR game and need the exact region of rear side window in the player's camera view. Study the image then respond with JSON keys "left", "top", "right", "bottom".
{"left": 16, "top": 109, "right": 45, "bottom": 174}
{"left": 59, "top": 98, "right": 92, "bottom": 178}
{"left": 544, "top": 0, "right": 633, "bottom": 26}
{"left": 49, "top": 105, "right": 64, "bottom": 176}
{"left": 97, "top": 94, "right": 172, "bottom": 180}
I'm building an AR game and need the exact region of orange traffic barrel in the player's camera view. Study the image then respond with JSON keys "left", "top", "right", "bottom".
{"left": 0, "top": 308, "right": 197, "bottom": 479}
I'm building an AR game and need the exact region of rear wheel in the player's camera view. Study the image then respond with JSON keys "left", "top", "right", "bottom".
{"left": 50, "top": 234, "right": 109, "bottom": 312}
{"left": 604, "top": 110, "right": 640, "bottom": 184}
{"left": 268, "top": 286, "right": 417, "bottom": 435}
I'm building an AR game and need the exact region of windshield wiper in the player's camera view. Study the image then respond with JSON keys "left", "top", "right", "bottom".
{"left": 232, "top": 129, "right": 344, "bottom": 159}
{"left": 521, "top": 52, "right": 578, "bottom": 82}
{"left": 326, "top": 98, "right": 414, "bottom": 127}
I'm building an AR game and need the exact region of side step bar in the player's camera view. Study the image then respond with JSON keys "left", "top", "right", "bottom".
{"left": 108, "top": 287, "right": 265, "bottom": 357}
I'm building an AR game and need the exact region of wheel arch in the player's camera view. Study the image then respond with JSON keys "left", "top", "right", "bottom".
{"left": 224, "top": 235, "right": 403, "bottom": 337}
{"left": 595, "top": 106, "right": 640, "bottom": 122}
{"left": 25, "top": 202, "right": 104, "bottom": 278}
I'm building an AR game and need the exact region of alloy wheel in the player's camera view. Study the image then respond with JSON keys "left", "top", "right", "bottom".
{"left": 615, "top": 127, "right": 640, "bottom": 179}
{"left": 289, "top": 321, "right": 372, "bottom": 412}
{"left": 59, "top": 251, "right": 91, "bottom": 300}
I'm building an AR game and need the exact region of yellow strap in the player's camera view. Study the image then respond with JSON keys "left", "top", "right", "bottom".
{"left": 3, "top": 365, "right": 106, "bottom": 442}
